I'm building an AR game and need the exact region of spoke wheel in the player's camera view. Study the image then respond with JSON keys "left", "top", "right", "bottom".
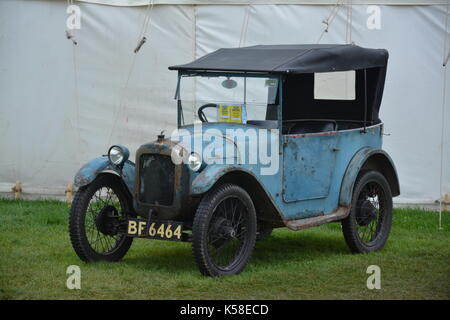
{"left": 69, "top": 174, "right": 134, "bottom": 262}
{"left": 342, "top": 170, "right": 393, "bottom": 253}
{"left": 192, "top": 184, "right": 256, "bottom": 276}
{"left": 85, "top": 187, "right": 125, "bottom": 254}
{"left": 355, "top": 182, "right": 384, "bottom": 245}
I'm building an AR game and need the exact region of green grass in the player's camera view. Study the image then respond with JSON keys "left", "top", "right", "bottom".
{"left": 0, "top": 199, "right": 449, "bottom": 300}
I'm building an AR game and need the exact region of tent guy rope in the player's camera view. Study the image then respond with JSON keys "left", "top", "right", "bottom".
{"left": 317, "top": 0, "right": 345, "bottom": 44}
{"left": 239, "top": 3, "right": 253, "bottom": 47}
{"left": 107, "top": 0, "right": 155, "bottom": 146}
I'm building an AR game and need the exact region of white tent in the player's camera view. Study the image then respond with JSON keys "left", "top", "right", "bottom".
{"left": 0, "top": 0, "right": 448, "bottom": 209}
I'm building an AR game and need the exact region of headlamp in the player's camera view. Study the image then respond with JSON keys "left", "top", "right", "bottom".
{"left": 188, "top": 152, "right": 202, "bottom": 172}
{"left": 108, "top": 145, "right": 129, "bottom": 166}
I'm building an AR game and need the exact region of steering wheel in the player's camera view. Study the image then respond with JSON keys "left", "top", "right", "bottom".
{"left": 198, "top": 103, "right": 218, "bottom": 123}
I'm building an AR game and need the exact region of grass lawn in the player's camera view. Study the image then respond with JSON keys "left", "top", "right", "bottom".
{"left": 0, "top": 199, "right": 448, "bottom": 300}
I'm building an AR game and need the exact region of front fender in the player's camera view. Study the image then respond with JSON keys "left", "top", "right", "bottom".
{"left": 339, "top": 148, "right": 400, "bottom": 206}
{"left": 74, "top": 156, "right": 135, "bottom": 195}
{"left": 190, "top": 165, "right": 250, "bottom": 196}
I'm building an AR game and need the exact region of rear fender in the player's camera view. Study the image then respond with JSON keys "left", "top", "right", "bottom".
{"left": 74, "top": 156, "right": 135, "bottom": 195}
{"left": 339, "top": 148, "right": 400, "bottom": 206}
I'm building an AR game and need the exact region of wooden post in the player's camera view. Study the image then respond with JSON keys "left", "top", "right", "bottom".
{"left": 65, "top": 182, "right": 74, "bottom": 203}
{"left": 11, "top": 181, "right": 22, "bottom": 200}
{"left": 443, "top": 194, "right": 450, "bottom": 212}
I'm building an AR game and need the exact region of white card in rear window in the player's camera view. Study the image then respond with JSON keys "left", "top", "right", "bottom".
{"left": 314, "top": 71, "right": 356, "bottom": 100}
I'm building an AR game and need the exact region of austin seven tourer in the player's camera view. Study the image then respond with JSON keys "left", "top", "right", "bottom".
{"left": 69, "top": 44, "right": 400, "bottom": 276}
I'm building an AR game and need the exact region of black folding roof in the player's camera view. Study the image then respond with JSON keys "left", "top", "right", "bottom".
{"left": 169, "top": 44, "right": 388, "bottom": 74}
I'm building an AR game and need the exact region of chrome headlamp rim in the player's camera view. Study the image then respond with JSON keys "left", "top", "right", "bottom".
{"left": 188, "top": 152, "right": 202, "bottom": 172}
{"left": 108, "top": 145, "right": 130, "bottom": 166}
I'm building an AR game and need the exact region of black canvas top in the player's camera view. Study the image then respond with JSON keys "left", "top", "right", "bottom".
{"left": 169, "top": 44, "right": 389, "bottom": 74}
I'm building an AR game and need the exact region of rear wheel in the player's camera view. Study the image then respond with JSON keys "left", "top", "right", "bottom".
{"left": 69, "top": 174, "right": 134, "bottom": 262}
{"left": 192, "top": 184, "right": 257, "bottom": 276}
{"left": 341, "top": 170, "right": 393, "bottom": 253}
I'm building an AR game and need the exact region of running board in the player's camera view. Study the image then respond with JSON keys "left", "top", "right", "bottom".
{"left": 283, "top": 207, "right": 350, "bottom": 231}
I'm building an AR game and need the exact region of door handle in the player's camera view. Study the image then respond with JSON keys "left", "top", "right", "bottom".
{"left": 332, "top": 147, "right": 340, "bottom": 152}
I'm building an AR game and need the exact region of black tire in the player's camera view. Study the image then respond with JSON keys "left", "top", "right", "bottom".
{"left": 69, "top": 174, "right": 134, "bottom": 262}
{"left": 342, "top": 170, "right": 393, "bottom": 253}
{"left": 192, "top": 184, "right": 257, "bottom": 277}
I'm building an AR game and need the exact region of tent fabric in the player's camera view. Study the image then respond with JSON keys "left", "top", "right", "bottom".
{"left": 169, "top": 44, "right": 388, "bottom": 73}
{"left": 0, "top": 0, "right": 448, "bottom": 206}
{"left": 76, "top": 0, "right": 450, "bottom": 7}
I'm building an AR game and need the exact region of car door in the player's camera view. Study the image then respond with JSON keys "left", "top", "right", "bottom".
{"left": 282, "top": 133, "right": 338, "bottom": 202}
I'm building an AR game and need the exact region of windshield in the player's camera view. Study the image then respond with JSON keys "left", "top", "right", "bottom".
{"left": 177, "top": 74, "right": 279, "bottom": 126}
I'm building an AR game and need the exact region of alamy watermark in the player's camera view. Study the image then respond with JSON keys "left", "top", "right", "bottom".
{"left": 66, "top": 4, "right": 81, "bottom": 44}
{"left": 366, "top": 5, "right": 381, "bottom": 30}
{"left": 366, "top": 265, "right": 381, "bottom": 290}
{"left": 66, "top": 5, "right": 81, "bottom": 30}
{"left": 66, "top": 265, "right": 81, "bottom": 290}
{"left": 170, "top": 123, "right": 280, "bottom": 176}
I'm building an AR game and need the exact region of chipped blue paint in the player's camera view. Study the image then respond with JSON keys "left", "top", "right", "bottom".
{"left": 282, "top": 133, "right": 338, "bottom": 201}
{"left": 74, "top": 156, "right": 135, "bottom": 195}
{"left": 191, "top": 164, "right": 271, "bottom": 196}
{"left": 187, "top": 123, "right": 385, "bottom": 221}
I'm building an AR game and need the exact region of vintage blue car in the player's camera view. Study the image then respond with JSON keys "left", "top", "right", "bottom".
{"left": 69, "top": 44, "right": 400, "bottom": 276}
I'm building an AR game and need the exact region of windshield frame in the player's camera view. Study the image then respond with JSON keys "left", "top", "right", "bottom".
{"left": 175, "top": 71, "right": 281, "bottom": 128}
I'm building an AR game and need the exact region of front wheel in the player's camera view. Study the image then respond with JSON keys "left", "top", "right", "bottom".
{"left": 192, "top": 184, "right": 257, "bottom": 276}
{"left": 69, "top": 174, "right": 134, "bottom": 262}
{"left": 341, "top": 170, "right": 393, "bottom": 253}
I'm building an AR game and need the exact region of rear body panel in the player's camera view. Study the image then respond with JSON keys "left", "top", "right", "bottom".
{"left": 278, "top": 124, "right": 382, "bottom": 220}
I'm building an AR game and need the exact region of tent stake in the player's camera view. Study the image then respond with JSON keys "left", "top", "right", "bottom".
{"left": 11, "top": 181, "right": 22, "bottom": 200}
{"left": 444, "top": 194, "right": 450, "bottom": 212}
{"left": 65, "top": 182, "right": 74, "bottom": 203}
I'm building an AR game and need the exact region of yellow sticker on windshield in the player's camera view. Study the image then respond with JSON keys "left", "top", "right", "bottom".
{"left": 218, "top": 105, "right": 245, "bottom": 123}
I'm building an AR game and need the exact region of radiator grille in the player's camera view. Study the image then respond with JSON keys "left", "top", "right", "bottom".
{"left": 139, "top": 154, "right": 174, "bottom": 206}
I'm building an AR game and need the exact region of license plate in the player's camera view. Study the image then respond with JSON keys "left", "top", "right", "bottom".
{"left": 127, "top": 218, "right": 183, "bottom": 241}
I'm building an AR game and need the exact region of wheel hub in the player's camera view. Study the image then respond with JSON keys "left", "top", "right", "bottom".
{"left": 356, "top": 200, "right": 377, "bottom": 226}
{"left": 95, "top": 205, "right": 120, "bottom": 236}
{"left": 219, "top": 218, "right": 237, "bottom": 238}
{"left": 210, "top": 217, "right": 237, "bottom": 248}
